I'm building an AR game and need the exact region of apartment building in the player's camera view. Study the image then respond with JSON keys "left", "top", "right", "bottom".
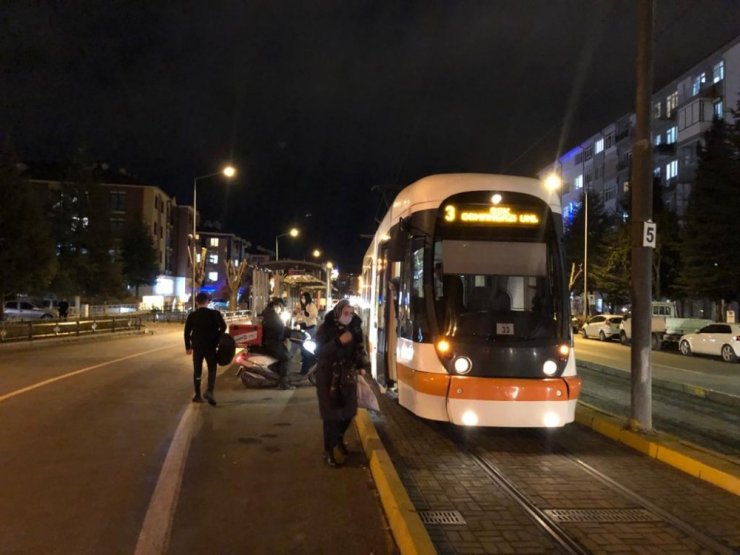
{"left": 541, "top": 34, "right": 740, "bottom": 223}
{"left": 197, "top": 231, "right": 251, "bottom": 297}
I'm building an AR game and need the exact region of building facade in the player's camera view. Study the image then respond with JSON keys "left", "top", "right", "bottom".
{"left": 541, "top": 35, "right": 740, "bottom": 224}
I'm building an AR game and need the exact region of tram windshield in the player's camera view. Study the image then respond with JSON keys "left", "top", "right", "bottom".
{"left": 434, "top": 239, "right": 560, "bottom": 341}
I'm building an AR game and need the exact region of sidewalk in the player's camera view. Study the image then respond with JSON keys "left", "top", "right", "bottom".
{"left": 166, "top": 361, "right": 401, "bottom": 555}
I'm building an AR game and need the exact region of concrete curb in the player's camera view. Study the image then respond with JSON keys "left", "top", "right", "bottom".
{"left": 355, "top": 409, "right": 437, "bottom": 555}
{"left": 0, "top": 329, "right": 151, "bottom": 352}
{"left": 576, "top": 403, "right": 740, "bottom": 496}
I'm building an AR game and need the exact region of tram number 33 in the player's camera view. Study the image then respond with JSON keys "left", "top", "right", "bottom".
{"left": 497, "top": 323, "right": 515, "bottom": 335}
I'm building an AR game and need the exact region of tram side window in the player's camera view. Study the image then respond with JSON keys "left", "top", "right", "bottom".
{"left": 398, "top": 240, "right": 429, "bottom": 342}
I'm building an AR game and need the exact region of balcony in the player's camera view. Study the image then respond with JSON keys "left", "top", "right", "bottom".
{"left": 654, "top": 143, "right": 676, "bottom": 156}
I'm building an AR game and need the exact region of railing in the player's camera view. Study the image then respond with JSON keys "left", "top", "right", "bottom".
{"left": 0, "top": 316, "right": 143, "bottom": 343}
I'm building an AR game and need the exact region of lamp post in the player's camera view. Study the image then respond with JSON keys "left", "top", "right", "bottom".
{"left": 274, "top": 227, "right": 299, "bottom": 261}
{"left": 191, "top": 165, "right": 236, "bottom": 309}
{"left": 583, "top": 186, "right": 589, "bottom": 323}
{"left": 325, "top": 261, "right": 333, "bottom": 310}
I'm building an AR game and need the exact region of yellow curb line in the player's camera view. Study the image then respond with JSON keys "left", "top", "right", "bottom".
{"left": 576, "top": 404, "right": 740, "bottom": 496}
{"left": 355, "top": 409, "right": 437, "bottom": 555}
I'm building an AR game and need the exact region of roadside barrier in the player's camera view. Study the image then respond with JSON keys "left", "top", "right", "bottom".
{"left": 0, "top": 316, "right": 143, "bottom": 343}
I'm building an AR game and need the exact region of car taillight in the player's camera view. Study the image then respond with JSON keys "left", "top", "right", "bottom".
{"left": 735, "top": 336, "right": 740, "bottom": 341}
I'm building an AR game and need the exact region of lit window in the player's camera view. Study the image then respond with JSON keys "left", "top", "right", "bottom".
{"left": 666, "top": 126, "right": 677, "bottom": 144}
{"left": 692, "top": 73, "right": 706, "bottom": 96}
{"left": 713, "top": 61, "right": 724, "bottom": 83}
{"left": 653, "top": 101, "right": 662, "bottom": 119}
{"left": 208, "top": 272, "right": 218, "bottom": 282}
{"left": 653, "top": 167, "right": 661, "bottom": 178}
{"left": 666, "top": 91, "right": 678, "bottom": 115}
{"left": 574, "top": 174, "right": 583, "bottom": 189}
{"left": 208, "top": 254, "right": 218, "bottom": 264}
{"left": 713, "top": 99, "right": 723, "bottom": 119}
{"left": 665, "top": 159, "right": 678, "bottom": 179}
{"left": 654, "top": 133, "right": 662, "bottom": 146}
{"left": 595, "top": 138, "right": 604, "bottom": 154}
{"left": 210, "top": 237, "right": 219, "bottom": 247}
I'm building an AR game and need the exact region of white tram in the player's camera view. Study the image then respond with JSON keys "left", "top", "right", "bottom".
{"left": 359, "top": 174, "right": 581, "bottom": 427}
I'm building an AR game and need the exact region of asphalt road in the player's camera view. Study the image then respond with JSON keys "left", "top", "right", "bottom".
{"left": 573, "top": 335, "right": 740, "bottom": 396}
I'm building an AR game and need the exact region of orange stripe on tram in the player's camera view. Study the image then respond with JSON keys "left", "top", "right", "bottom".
{"left": 397, "top": 363, "right": 581, "bottom": 402}
{"left": 396, "top": 364, "right": 449, "bottom": 397}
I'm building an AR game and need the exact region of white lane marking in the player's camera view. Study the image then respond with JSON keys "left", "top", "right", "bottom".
{"left": 0, "top": 345, "right": 177, "bottom": 403}
{"left": 134, "top": 404, "right": 199, "bottom": 555}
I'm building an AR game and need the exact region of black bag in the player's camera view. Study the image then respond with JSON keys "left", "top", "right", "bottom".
{"left": 216, "top": 333, "right": 236, "bottom": 366}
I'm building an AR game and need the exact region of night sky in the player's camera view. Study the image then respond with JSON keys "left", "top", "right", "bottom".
{"left": 3, "top": 1, "right": 740, "bottom": 271}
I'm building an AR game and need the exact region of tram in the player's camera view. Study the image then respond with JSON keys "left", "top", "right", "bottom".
{"left": 359, "top": 173, "right": 581, "bottom": 427}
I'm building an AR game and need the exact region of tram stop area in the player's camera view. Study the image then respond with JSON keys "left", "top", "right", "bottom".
{"left": 168, "top": 352, "right": 404, "bottom": 555}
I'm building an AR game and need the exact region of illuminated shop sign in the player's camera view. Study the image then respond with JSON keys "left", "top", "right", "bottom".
{"left": 442, "top": 205, "right": 540, "bottom": 225}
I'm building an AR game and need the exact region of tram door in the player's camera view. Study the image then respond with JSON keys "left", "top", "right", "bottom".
{"left": 375, "top": 246, "right": 389, "bottom": 384}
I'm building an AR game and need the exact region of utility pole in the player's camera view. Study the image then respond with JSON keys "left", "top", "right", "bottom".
{"left": 630, "top": 0, "right": 655, "bottom": 431}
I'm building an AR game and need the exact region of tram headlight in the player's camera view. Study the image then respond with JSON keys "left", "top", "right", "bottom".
{"left": 542, "top": 359, "right": 558, "bottom": 376}
{"left": 452, "top": 356, "right": 472, "bottom": 374}
{"left": 557, "top": 343, "right": 570, "bottom": 361}
{"left": 436, "top": 339, "right": 453, "bottom": 358}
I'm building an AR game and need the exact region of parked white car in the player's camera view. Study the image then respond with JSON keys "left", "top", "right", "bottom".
{"left": 3, "top": 300, "right": 56, "bottom": 320}
{"left": 581, "top": 314, "right": 623, "bottom": 341}
{"left": 679, "top": 323, "right": 740, "bottom": 363}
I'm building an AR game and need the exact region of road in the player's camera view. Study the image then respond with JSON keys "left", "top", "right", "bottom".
{"left": 573, "top": 335, "right": 740, "bottom": 396}
{"left": 0, "top": 328, "right": 395, "bottom": 554}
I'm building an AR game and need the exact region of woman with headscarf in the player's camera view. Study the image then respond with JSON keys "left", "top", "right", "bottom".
{"left": 315, "top": 299, "right": 370, "bottom": 467}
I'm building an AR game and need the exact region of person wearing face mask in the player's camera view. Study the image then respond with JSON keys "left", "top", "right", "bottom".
{"left": 260, "top": 298, "right": 296, "bottom": 390}
{"left": 314, "top": 299, "right": 370, "bottom": 468}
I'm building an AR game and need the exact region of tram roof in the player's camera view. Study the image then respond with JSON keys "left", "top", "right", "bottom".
{"left": 373, "top": 173, "right": 561, "bottom": 241}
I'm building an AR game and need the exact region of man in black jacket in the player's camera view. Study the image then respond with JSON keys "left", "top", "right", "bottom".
{"left": 184, "top": 292, "right": 227, "bottom": 405}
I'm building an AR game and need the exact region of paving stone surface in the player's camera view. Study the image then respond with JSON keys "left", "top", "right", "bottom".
{"left": 371, "top": 388, "right": 740, "bottom": 554}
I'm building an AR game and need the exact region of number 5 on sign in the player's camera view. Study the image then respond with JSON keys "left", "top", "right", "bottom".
{"left": 643, "top": 221, "right": 657, "bottom": 248}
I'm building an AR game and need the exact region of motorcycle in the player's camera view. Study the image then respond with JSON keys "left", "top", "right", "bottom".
{"left": 235, "top": 328, "right": 318, "bottom": 388}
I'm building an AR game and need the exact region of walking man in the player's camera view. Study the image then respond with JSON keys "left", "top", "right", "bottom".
{"left": 184, "top": 292, "right": 227, "bottom": 405}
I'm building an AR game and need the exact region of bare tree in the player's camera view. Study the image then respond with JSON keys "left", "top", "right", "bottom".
{"left": 224, "top": 259, "right": 248, "bottom": 310}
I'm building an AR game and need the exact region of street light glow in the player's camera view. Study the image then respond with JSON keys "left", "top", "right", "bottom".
{"left": 222, "top": 165, "right": 236, "bottom": 178}
{"left": 289, "top": 227, "right": 299, "bottom": 238}
{"left": 312, "top": 249, "right": 321, "bottom": 258}
{"left": 544, "top": 173, "right": 562, "bottom": 192}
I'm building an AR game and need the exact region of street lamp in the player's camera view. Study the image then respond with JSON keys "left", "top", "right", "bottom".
{"left": 275, "top": 227, "right": 299, "bottom": 261}
{"left": 192, "top": 165, "right": 236, "bottom": 309}
{"left": 312, "top": 249, "right": 321, "bottom": 259}
{"left": 325, "top": 261, "right": 333, "bottom": 309}
{"left": 583, "top": 186, "right": 589, "bottom": 323}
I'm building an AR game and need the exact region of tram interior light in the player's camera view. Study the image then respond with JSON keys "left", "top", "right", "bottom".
{"left": 490, "top": 193, "right": 503, "bottom": 205}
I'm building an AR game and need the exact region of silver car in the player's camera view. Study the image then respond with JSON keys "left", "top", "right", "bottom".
{"left": 581, "top": 314, "right": 623, "bottom": 341}
{"left": 679, "top": 323, "right": 740, "bottom": 363}
{"left": 3, "top": 300, "right": 55, "bottom": 320}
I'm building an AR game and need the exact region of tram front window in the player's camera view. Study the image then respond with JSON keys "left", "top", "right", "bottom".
{"left": 434, "top": 240, "right": 559, "bottom": 342}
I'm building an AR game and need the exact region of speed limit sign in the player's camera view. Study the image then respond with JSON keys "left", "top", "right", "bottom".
{"left": 642, "top": 221, "right": 657, "bottom": 248}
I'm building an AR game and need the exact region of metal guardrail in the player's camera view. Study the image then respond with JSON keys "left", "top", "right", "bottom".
{"left": 0, "top": 308, "right": 252, "bottom": 343}
{"left": 0, "top": 316, "right": 144, "bottom": 343}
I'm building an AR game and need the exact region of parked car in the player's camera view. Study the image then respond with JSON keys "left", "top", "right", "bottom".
{"left": 678, "top": 323, "right": 740, "bottom": 363}
{"left": 208, "top": 298, "right": 229, "bottom": 311}
{"left": 3, "top": 300, "right": 56, "bottom": 320}
{"left": 581, "top": 314, "right": 623, "bottom": 341}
